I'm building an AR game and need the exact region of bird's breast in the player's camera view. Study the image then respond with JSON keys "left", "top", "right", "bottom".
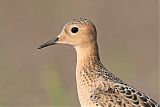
{"left": 76, "top": 67, "right": 101, "bottom": 106}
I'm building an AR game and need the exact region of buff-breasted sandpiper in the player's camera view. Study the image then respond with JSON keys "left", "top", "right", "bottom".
{"left": 38, "top": 18, "right": 160, "bottom": 107}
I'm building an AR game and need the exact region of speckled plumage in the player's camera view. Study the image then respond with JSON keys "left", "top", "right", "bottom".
{"left": 68, "top": 18, "right": 93, "bottom": 25}
{"left": 39, "top": 18, "right": 160, "bottom": 107}
{"left": 75, "top": 42, "right": 159, "bottom": 107}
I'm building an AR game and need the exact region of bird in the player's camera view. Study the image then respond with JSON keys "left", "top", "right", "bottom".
{"left": 38, "top": 18, "right": 160, "bottom": 107}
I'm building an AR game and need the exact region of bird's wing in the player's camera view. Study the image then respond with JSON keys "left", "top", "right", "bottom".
{"left": 113, "top": 83, "right": 159, "bottom": 107}
{"left": 89, "top": 78, "right": 159, "bottom": 107}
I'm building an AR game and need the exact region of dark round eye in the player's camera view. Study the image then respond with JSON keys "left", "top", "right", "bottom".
{"left": 71, "top": 27, "right": 78, "bottom": 33}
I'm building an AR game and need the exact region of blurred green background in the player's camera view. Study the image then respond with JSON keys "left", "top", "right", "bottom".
{"left": 0, "top": 0, "right": 159, "bottom": 107}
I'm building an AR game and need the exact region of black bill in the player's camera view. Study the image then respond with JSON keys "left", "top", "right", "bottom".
{"left": 38, "top": 37, "right": 59, "bottom": 49}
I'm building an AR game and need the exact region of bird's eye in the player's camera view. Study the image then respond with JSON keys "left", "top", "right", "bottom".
{"left": 71, "top": 27, "right": 78, "bottom": 33}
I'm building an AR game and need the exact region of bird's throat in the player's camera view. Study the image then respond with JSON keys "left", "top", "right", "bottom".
{"left": 75, "top": 42, "right": 100, "bottom": 69}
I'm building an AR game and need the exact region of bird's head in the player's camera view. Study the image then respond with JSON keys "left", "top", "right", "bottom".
{"left": 38, "top": 18, "right": 97, "bottom": 49}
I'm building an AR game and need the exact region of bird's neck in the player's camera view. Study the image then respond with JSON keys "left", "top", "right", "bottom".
{"left": 75, "top": 42, "right": 102, "bottom": 72}
{"left": 75, "top": 42, "right": 104, "bottom": 106}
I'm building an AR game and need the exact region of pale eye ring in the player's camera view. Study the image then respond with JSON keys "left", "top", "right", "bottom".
{"left": 71, "top": 27, "right": 78, "bottom": 33}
